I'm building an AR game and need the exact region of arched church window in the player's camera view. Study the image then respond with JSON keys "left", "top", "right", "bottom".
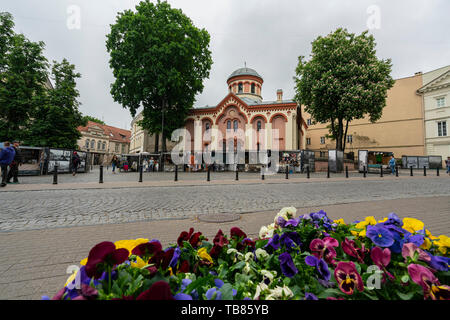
{"left": 227, "top": 120, "right": 231, "bottom": 130}
{"left": 233, "top": 120, "right": 238, "bottom": 132}
{"left": 205, "top": 122, "right": 210, "bottom": 131}
{"left": 238, "top": 83, "right": 243, "bottom": 93}
{"left": 91, "top": 140, "right": 95, "bottom": 149}
{"left": 251, "top": 83, "right": 255, "bottom": 94}
{"left": 85, "top": 139, "right": 90, "bottom": 148}
{"left": 257, "top": 121, "right": 262, "bottom": 131}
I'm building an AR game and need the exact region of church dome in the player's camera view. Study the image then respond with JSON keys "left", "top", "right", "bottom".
{"left": 227, "top": 67, "right": 263, "bottom": 82}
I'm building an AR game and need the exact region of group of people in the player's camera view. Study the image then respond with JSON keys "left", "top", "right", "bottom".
{"left": 0, "top": 141, "right": 22, "bottom": 187}
{"left": 110, "top": 155, "right": 159, "bottom": 173}
{"left": 142, "top": 157, "right": 158, "bottom": 172}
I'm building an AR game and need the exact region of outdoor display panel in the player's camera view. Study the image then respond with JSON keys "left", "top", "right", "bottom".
{"left": 328, "top": 149, "right": 344, "bottom": 173}
{"left": 358, "top": 150, "right": 368, "bottom": 172}
{"left": 401, "top": 155, "right": 442, "bottom": 169}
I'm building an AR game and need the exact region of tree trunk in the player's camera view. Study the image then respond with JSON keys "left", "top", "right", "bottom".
{"left": 342, "top": 120, "right": 349, "bottom": 153}
{"left": 154, "top": 133, "right": 159, "bottom": 153}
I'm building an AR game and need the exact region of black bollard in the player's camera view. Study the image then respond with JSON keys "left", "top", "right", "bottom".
{"left": 327, "top": 165, "right": 330, "bottom": 178}
{"left": 99, "top": 165, "right": 103, "bottom": 183}
{"left": 396, "top": 165, "right": 399, "bottom": 177}
{"left": 235, "top": 169, "right": 239, "bottom": 181}
{"left": 424, "top": 166, "right": 426, "bottom": 176}
{"left": 363, "top": 166, "right": 366, "bottom": 178}
{"left": 437, "top": 166, "right": 440, "bottom": 177}
{"left": 345, "top": 166, "right": 348, "bottom": 178}
{"left": 261, "top": 165, "right": 265, "bottom": 180}
{"left": 139, "top": 165, "right": 143, "bottom": 182}
{"left": 207, "top": 165, "right": 211, "bottom": 181}
{"left": 410, "top": 166, "right": 413, "bottom": 176}
{"left": 307, "top": 165, "right": 310, "bottom": 179}
{"left": 286, "top": 165, "right": 289, "bottom": 179}
{"left": 380, "top": 167, "right": 383, "bottom": 177}
{"left": 53, "top": 165, "right": 58, "bottom": 185}
{"left": 175, "top": 165, "right": 178, "bottom": 181}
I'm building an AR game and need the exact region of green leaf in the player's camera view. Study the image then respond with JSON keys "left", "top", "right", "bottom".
{"left": 229, "top": 261, "right": 246, "bottom": 272}
{"left": 219, "top": 283, "right": 234, "bottom": 300}
{"left": 396, "top": 291, "right": 415, "bottom": 300}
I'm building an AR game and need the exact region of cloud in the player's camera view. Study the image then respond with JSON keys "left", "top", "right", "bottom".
{"left": 2, "top": 0, "right": 449, "bottom": 130}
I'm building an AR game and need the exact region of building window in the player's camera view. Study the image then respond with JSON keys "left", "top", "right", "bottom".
{"left": 227, "top": 120, "right": 231, "bottom": 130}
{"left": 233, "top": 120, "right": 238, "bottom": 132}
{"left": 122, "top": 144, "right": 126, "bottom": 153}
{"left": 85, "top": 139, "right": 90, "bottom": 148}
{"left": 347, "top": 135, "right": 353, "bottom": 143}
{"left": 257, "top": 121, "right": 262, "bottom": 132}
{"left": 102, "top": 142, "right": 106, "bottom": 150}
{"left": 307, "top": 119, "right": 312, "bottom": 126}
{"left": 205, "top": 122, "right": 210, "bottom": 131}
{"left": 115, "top": 143, "right": 119, "bottom": 152}
{"left": 437, "top": 97, "right": 445, "bottom": 108}
{"left": 251, "top": 83, "right": 255, "bottom": 94}
{"left": 320, "top": 151, "right": 326, "bottom": 158}
{"left": 91, "top": 140, "right": 95, "bottom": 149}
{"left": 306, "top": 138, "right": 311, "bottom": 145}
{"left": 97, "top": 141, "right": 102, "bottom": 150}
{"left": 238, "top": 83, "right": 243, "bottom": 93}
{"left": 320, "top": 137, "right": 325, "bottom": 144}
{"left": 438, "top": 121, "right": 447, "bottom": 137}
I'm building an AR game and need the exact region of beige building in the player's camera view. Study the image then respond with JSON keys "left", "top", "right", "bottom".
{"left": 417, "top": 65, "right": 450, "bottom": 166}
{"left": 302, "top": 72, "right": 426, "bottom": 159}
{"left": 77, "top": 121, "right": 131, "bottom": 165}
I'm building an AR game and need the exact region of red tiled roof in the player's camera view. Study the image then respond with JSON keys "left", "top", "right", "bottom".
{"left": 78, "top": 121, "right": 131, "bottom": 143}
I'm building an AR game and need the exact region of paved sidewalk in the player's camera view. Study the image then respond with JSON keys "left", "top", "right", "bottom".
{"left": 0, "top": 196, "right": 448, "bottom": 300}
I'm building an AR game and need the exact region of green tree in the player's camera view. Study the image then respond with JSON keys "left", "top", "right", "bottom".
{"left": 83, "top": 115, "right": 105, "bottom": 125}
{"left": 106, "top": 0, "right": 212, "bottom": 152}
{"left": 0, "top": 12, "right": 49, "bottom": 141}
{"left": 295, "top": 28, "right": 395, "bottom": 151}
{"left": 24, "top": 59, "right": 86, "bottom": 149}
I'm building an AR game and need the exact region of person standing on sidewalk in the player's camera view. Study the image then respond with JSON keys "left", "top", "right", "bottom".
{"left": 111, "top": 155, "right": 119, "bottom": 174}
{"left": 446, "top": 157, "right": 450, "bottom": 175}
{"left": 389, "top": 155, "right": 396, "bottom": 175}
{"left": 7, "top": 140, "right": 22, "bottom": 184}
{"left": 0, "top": 141, "right": 16, "bottom": 187}
{"left": 71, "top": 151, "right": 81, "bottom": 176}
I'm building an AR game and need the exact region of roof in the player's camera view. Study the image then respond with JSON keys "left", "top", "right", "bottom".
{"left": 227, "top": 67, "right": 263, "bottom": 81}
{"left": 78, "top": 121, "right": 131, "bottom": 143}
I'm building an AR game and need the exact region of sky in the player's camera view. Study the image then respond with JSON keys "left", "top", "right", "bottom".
{"left": 2, "top": 0, "right": 449, "bottom": 130}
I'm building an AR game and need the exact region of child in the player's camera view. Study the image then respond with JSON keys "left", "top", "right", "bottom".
{"left": 123, "top": 161, "right": 129, "bottom": 172}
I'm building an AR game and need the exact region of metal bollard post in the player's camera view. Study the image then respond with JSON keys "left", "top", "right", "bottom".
{"left": 53, "top": 165, "right": 58, "bottom": 185}
{"left": 99, "top": 165, "right": 103, "bottom": 183}
{"left": 410, "top": 166, "right": 413, "bottom": 176}
{"left": 286, "top": 165, "right": 289, "bottom": 179}
{"left": 396, "top": 166, "right": 399, "bottom": 177}
{"left": 363, "top": 166, "right": 366, "bottom": 178}
{"left": 424, "top": 166, "right": 426, "bottom": 177}
{"left": 307, "top": 165, "right": 310, "bottom": 179}
{"left": 175, "top": 165, "right": 178, "bottom": 181}
{"left": 345, "top": 166, "right": 348, "bottom": 178}
{"left": 327, "top": 165, "right": 330, "bottom": 178}
{"left": 207, "top": 165, "right": 211, "bottom": 181}
{"left": 437, "top": 166, "right": 440, "bottom": 177}
{"left": 139, "top": 165, "right": 143, "bottom": 182}
{"left": 261, "top": 165, "right": 265, "bottom": 180}
{"left": 380, "top": 167, "right": 383, "bottom": 178}
{"left": 235, "top": 169, "right": 239, "bottom": 181}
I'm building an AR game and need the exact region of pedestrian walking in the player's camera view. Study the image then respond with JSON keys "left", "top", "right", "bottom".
{"left": 7, "top": 140, "right": 22, "bottom": 184}
{"left": 149, "top": 157, "right": 154, "bottom": 172}
{"left": 71, "top": 151, "right": 81, "bottom": 176}
{"left": 143, "top": 158, "right": 149, "bottom": 172}
{"left": 389, "top": 155, "right": 396, "bottom": 175}
{"left": 154, "top": 160, "right": 159, "bottom": 172}
{"left": 111, "top": 155, "right": 119, "bottom": 174}
{"left": 446, "top": 157, "right": 450, "bottom": 175}
{"left": 0, "top": 141, "right": 16, "bottom": 187}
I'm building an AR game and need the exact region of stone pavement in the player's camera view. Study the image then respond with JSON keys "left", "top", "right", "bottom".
{"left": 0, "top": 196, "right": 448, "bottom": 300}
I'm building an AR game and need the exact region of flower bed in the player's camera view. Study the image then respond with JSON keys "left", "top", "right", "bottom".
{"left": 45, "top": 208, "right": 450, "bottom": 300}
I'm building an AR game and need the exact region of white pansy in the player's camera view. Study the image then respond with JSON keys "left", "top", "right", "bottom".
{"left": 255, "top": 248, "right": 269, "bottom": 261}
{"left": 245, "top": 252, "right": 255, "bottom": 262}
{"left": 243, "top": 262, "right": 252, "bottom": 275}
{"left": 266, "top": 285, "right": 294, "bottom": 300}
{"left": 253, "top": 282, "right": 269, "bottom": 300}
{"left": 260, "top": 270, "right": 276, "bottom": 283}
{"left": 259, "top": 226, "right": 269, "bottom": 238}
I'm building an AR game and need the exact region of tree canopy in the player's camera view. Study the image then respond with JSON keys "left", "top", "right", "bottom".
{"left": 294, "top": 28, "right": 395, "bottom": 151}
{"left": 106, "top": 0, "right": 212, "bottom": 152}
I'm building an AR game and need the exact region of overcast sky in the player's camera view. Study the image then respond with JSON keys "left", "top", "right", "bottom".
{"left": 3, "top": 0, "right": 449, "bottom": 130}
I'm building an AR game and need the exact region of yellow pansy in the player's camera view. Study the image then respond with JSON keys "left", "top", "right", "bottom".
{"left": 402, "top": 218, "right": 424, "bottom": 233}
{"left": 365, "top": 216, "right": 377, "bottom": 225}
{"left": 197, "top": 247, "right": 213, "bottom": 264}
{"left": 130, "top": 255, "right": 148, "bottom": 269}
{"left": 80, "top": 258, "right": 87, "bottom": 266}
{"left": 115, "top": 238, "right": 149, "bottom": 254}
{"left": 168, "top": 267, "right": 174, "bottom": 276}
{"left": 435, "top": 235, "right": 450, "bottom": 255}
{"left": 426, "top": 229, "right": 438, "bottom": 240}
{"left": 378, "top": 217, "right": 388, "bottom": 223}
{"left": 420, "top": 237, "right": 432, "bottom": 250}
{"left": 334, "top": 219, "right": 346, "bottom": 225}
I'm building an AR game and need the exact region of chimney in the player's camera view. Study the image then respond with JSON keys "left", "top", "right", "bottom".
{"left": 277, "top": 89, "right": 283, "bottom": 102}
{"left": 415, "top": 71, "right": 422, "bottom": 76}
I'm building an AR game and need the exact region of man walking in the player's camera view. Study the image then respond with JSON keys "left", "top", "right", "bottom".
{"left": 0, "top": 141, "right": 16, "bottom": 187}
{"left": 71, "top": 151, "right": 81, "bottom": 176}
{"left": 389, "top": 155, "right": 396, "bottom": 175}
{"left": 7, "top": 140, "right": 22, "bottom": 184}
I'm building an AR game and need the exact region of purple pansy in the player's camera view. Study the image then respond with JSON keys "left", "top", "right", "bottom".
{"left": 265, "top": 233, "right": 280, "bottom": 251}
{"left": 305, "top": 255, "right": 330, "bottom": 281}
{"left": 366, "top": 225, "right": 395, "bottom": 247}
{"left": 304, "top": 292, "right": 319, "bottom": 300}
{"left": 279, "top": 252, "right": 298, "bottom": 278}
{"left": 205, "top": 287, "right": 222, "bottom": 300}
